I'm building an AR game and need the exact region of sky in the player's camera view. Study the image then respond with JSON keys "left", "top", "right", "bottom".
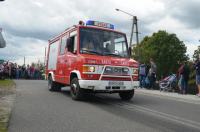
{"left": 0, "top": 0, "right": 200, "bottom": 65}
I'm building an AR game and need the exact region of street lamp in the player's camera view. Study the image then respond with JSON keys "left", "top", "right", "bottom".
{"left": 115, "top": 8, "right": 139, "bottom": 48}
{"left": 116, "top": 8, "right": 135, "bottom": 17}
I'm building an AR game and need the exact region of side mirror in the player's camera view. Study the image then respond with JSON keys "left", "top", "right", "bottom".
{"left": 0, "top": 29, "right": 6, "bottom": 48}
{"left": 129, "top": 47, "right": 132, "bottom": 57}
{"left": 66, "top": 38, "right": 72, "bottom": 51}
{"left": 73, "top": 50, "right": 77, "bottom": 54}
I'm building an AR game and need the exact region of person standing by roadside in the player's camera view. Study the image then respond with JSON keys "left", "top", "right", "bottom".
{"left": 11, "top": 63, "right": 17, "bottom": 79}
{"left": 26, "top": 64, "right": 30, "bottom": 79}
{"left": 177, "top": 62, "right": 184, "bottom": 93}
{"left": 149, "top": 58, "right": 157, "bottom": 89}
{"left": 0, "top": 63, "right": 4, "bottom": 79}
{"left": 139, "top": 63, "right": 146, "bottom": 88}
{"left": 8, "top": 62, "right": 12, "bottom": 78}
{"left": 30, "top": 65, "right": 35, "bottom": 79}
{"left": 21, "top": 65, "right": 25, "bottom": 78}
{"left": 182, "top": 62, "right": 190, "bottom": 94}
{"left": 194, "top": 56, "right": 200, "bottom": 97}
{"left": 4, "top": 62, "right": 9, "bottom": 78}
{"left": 15, "top": 65, "right": 20, "bottom": 79}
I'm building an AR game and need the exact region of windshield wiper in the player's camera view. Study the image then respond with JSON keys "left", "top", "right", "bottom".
{"left": 103, "top": 53, "right": 122, "bottom": 58}
{"left": 81, "top": 49, "right": 102, "bottom": 55}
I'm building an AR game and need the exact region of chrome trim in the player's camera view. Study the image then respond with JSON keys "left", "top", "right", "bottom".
{"left": 99, "top": 65, "right": 133, "bottom": 82}
{"left": 101, "top": 75, "right": 131, "bottom": 78}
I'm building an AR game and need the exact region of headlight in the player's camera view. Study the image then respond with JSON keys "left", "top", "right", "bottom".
{"left": 132, "top": 68, "right": 138, "bottom": 75}
{"left": 83, "top": 65, "right": 96, "bottom": 73}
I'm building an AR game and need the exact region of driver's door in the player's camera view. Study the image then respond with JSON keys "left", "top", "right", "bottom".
{"left": 65, "top": 30, "right": 78, "bottom": 84}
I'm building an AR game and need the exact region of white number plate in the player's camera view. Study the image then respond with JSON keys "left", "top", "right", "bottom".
{"left": 108, "top": 81, "right": 124, "bottom": 86}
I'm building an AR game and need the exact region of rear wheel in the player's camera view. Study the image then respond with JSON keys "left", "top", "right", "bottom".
{"left": 48, "top": 76, "right": 61, "bottom": 91}
{"left": 119, "top": 90, "right": 134, "bottom": 101}
{"left": 70, "top": 78, "right": 85, "bottom": 100}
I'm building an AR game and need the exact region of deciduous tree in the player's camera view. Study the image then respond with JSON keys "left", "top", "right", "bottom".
{"left": 133, "top": 30, "right": 188, "bottom": 79}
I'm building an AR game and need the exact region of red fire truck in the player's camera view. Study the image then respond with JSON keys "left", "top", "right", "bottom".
{"left": 46, "top": 20, "right": 139, "bottom": 100}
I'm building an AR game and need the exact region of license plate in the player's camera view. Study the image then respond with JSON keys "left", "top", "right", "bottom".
{"left": 108, "top": 81, "right": 124, "bottom": 86}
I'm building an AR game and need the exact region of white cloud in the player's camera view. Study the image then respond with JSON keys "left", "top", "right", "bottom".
{"left": 0, "top": 31, "right": 46, "bottom": 65}
{"left": 0, "top": 0, "right": 199, "bottom": 64}
{"left": 147, "top": 15, "right": 200, "bottom": 57}
{"left": 185, "top": 43, "right": 198, "bottom": 59}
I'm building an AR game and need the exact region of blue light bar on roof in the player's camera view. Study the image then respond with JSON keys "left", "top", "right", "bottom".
{"left": 86, "top": 20, "right": 114, "bottom": 29}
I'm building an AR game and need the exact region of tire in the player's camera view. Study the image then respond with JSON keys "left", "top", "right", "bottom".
{"left": 48, "top": 76, "right": 61, "bottom": 92}
{"left": 119, "top": 90, "right": 134, "bottom": 101}
{"left": 70, "top": 78, "right": 84, "bottom": 100}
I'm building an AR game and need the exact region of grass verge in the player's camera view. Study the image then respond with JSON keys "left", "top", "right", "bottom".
{"left": 0, "top": 80, "right": 15, "bottom": 89}
{"left": 0, "top": 79, "right": 15, "bottom": 132}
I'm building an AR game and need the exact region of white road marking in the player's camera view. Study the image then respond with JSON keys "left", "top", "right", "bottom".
{"left": 137, "top": 92, "right": 200, "bottom": 105}
{"left": 97, "top": 96, "right": 200, "bottom": 130}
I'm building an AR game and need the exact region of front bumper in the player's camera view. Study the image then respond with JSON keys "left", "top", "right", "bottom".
{"left": 79, "top": 80, "right": 139, "bottom": 91}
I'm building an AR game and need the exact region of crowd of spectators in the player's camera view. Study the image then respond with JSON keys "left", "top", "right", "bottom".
{"left": 0, "top": 61, "right": 44, "bottom": 80}
{"left": 139, "top": 57, "right": 200, "bottom": 96}
{"left": 139, "top": 58, "right": 157, "bottom": 89}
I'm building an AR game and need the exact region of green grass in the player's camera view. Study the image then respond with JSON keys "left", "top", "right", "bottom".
{"left": 0, "top": 80, "right": 15, "bottom": 89}
{"left": 0, "top": 106, "right": 9, "bottom": 132}
{"left": 0, "top": 123, "right": 7, "bottom": 132}
{"left": 0, "top": 79, "right": 15, "bottom": 132}
{"left": 0, "top": 118, "right": 7, "bottom": 132}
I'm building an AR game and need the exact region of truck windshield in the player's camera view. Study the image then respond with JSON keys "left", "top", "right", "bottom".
{"left": 80, "top": 28, "right": 129, "bottom": 58}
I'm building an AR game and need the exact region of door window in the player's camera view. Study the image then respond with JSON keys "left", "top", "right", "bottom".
{"left": 68, "top": 31, "right": 77, "bottom": 53}
{"left": 60, "top": 36, "right": 67, "bottom": 55}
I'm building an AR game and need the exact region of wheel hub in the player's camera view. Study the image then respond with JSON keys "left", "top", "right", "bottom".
{"left": 48, "top": 79, "right": 52, "bottom": 89}
{"left": 72, "top": 83, "right": 78, "bottom": 94}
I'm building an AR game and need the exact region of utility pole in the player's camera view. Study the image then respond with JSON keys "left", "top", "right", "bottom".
{"left": 130, "top": 16, "right": 139, "bottom": 47}
{"left": 134, "top": 16, "right": 140, "bottom": 60}
{"left": 129, "top": 16, "right": 134, "bottom": 48}
{"left": 115, "top": 9, "right": 140, "bottom": 60}
{"left": 134, "top": 16, "right": 139, "bottom": 45}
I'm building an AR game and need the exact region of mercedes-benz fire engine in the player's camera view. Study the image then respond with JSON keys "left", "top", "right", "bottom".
{"left": 46, "top": 20, "right": 139, "bottom": 100}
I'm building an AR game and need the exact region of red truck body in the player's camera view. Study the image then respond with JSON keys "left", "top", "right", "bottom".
{"left": 46, "top": 20, "right": 139, "bottom": 100}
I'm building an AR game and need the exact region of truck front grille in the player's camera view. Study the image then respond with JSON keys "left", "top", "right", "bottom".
{"left": 103, "top": 66, "right": 129, "bottom": 76}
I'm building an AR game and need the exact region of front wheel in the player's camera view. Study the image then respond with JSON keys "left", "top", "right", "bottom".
{"left": 70, "top": 78, "right": 85, "bottom": 100}
{"left": 48, "top": 76, "right": 61, "bottom": 92}
{"left": 119, "top": 90, "right": 134, "bottom": 101}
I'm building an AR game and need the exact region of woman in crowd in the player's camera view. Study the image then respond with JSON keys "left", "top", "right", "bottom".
{"left": 194, "top": 56, "right": 200, "bottom": 97}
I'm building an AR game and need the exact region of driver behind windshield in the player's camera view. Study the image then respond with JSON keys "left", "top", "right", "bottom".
{"left": 82, "top": 38, "right": 95, "bottom": 51}
{"left": 81, "top": 36, "right": 102, "bottom": 54}
{"left": 80, "top": 28, "right": 128, "bottom": 57}
{"left": 104, "top": 43, "right": 111, "bottom": 53}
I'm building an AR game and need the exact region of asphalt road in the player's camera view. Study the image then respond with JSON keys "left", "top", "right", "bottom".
{"left": 9, "top": 80, "right": 200, "bottom": 132}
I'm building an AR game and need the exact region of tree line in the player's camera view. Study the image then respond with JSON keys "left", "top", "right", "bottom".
{"left": 132, "top": 30, "right": 191, "bottom": 79}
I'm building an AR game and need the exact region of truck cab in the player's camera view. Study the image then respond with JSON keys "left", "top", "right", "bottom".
{"left": 46, "top": 20, "right": 139, "bottom": 100}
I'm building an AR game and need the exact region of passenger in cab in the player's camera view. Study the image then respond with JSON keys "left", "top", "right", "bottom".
{"left": 82, "top": 39, "right": 95, "bottom": 51}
